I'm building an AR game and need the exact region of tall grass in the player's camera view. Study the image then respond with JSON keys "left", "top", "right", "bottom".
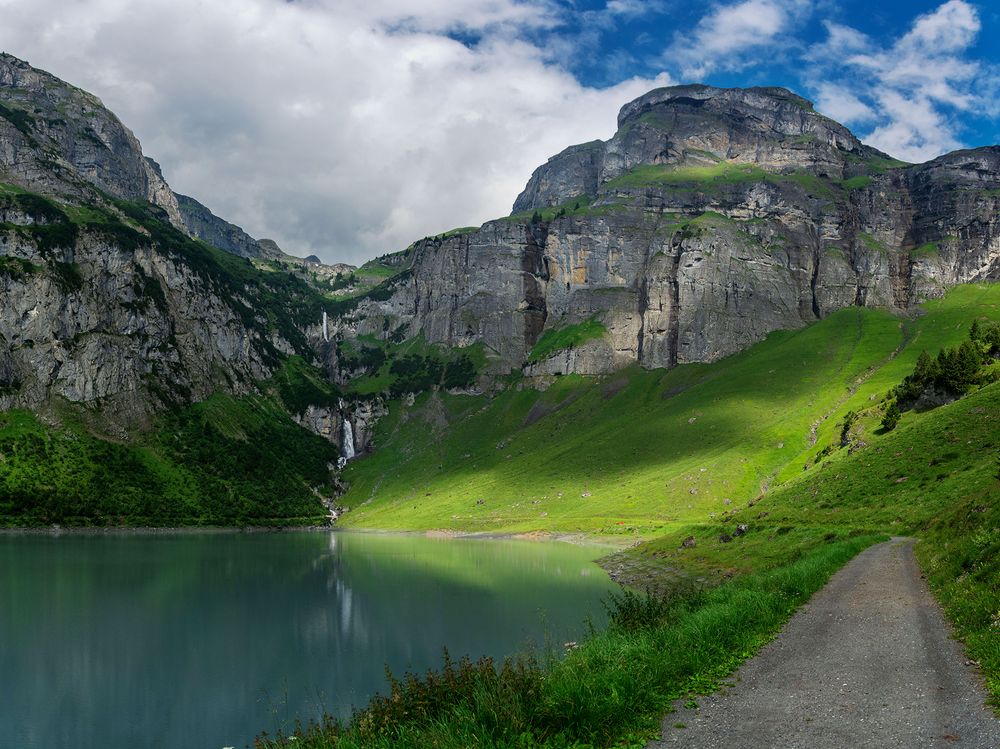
{"left": 257, "top": 535, "right": 880, "bottom": 749}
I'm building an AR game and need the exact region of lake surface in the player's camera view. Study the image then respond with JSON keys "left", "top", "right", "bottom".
{"left": 0, "top": 531, "right": 618, "bottom": 749}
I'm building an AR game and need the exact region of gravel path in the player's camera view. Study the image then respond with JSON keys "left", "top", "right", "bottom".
{"left": 651, "top": 538, "right": 1000, "bottom": 748}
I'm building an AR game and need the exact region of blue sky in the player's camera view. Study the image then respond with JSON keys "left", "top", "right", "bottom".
{"left": 0, "top": 0, "right": 998, "bottom": 263}
{"left": 502, "top": 0, "right": 1000, "bottom": 159}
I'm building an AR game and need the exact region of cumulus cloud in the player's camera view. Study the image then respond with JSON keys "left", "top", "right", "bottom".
{"left": 604, "top": 0, "right": 665, "bottom": 19}
{"left": 805, "top": 0, "right": 992, "bottom": 161}
{"left": 813, "top": 83, "right": 875, "bottom": 125}
{"left": 665, "top": 0, "right": 811, "bottom": 79}
{"left": 0, "top": 0, "right": 670, "bottom": 263}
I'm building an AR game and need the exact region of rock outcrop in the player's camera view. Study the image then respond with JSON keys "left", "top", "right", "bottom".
{"left": 0, "top": 195, "right": 307, "bottom": 428}
{"left": 0, "top": 55, "right": 338, "bottom": 433}
{"left": 0, "top": 53, "right": 186, "bottom": 229}
{"left": 334, "top": 85, "right": 1000, "bottom": 376}
{"left": 292, "top": 399, "right": 386, "bottom": 459}
{"left": 176, "top": 193, "right": 283, "bottom": 260}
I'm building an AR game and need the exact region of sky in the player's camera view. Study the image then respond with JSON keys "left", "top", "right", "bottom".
{"left": 0, "top": 0, "right": 998, "bottom": 265}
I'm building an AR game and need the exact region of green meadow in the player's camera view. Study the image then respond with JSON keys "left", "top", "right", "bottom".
{"left": 339, "top": 283, "right": 1000, "bottom": 538}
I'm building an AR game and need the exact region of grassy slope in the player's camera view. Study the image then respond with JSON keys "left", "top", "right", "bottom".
{"left": 617, "top": 375, "right": 1000, "bottom": 708}
{"left": 0, "top": 358, "right": 340, "bottom": 526}
{"left": 339, "top": 283, "right": 1000, "bottom": 537}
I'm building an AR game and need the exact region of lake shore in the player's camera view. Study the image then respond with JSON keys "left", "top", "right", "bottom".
{"left": 0, "top": 523, "right": 627, "bottom": 549}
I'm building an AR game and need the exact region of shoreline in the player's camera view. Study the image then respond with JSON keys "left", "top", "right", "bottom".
{"left": 0, "top": 524, "right": 331, "bottom": 536}
{"left": 0, "top": 523, "right": 628, "bottom": 549}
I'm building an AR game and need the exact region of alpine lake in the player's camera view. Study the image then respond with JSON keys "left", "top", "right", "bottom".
{"left": 0, "top": 530, "right": 619, "bottom": 749}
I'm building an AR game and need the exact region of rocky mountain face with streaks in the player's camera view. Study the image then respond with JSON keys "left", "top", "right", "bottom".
{"left": 0, "top": 53, "right": 375, "bottom": 453}
{"left": 333, "top": 85, "right": 1000, "bottom": 378}
{"left": 0, "top": 53, "right": 185, "bottom": 228}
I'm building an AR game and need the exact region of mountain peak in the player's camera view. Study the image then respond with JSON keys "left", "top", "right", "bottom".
{"left": 0, "top": 52, "right": 186, "bottom": 229}
{"left": 616, "top": 84, "right": 815, "bottom": 129}
{"left": 513, "top": 83, "right": 884, "bottom": 213}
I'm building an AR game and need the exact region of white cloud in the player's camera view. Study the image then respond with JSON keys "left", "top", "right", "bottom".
{"left": 605, "top": 0, "right": 663, "bottom": 18}
{"left": 0, "top": 0, "right": 671, "bottom": 264}
{"left": 805, "top": 0, "right": 991, "bottom": 162}
{"left": 813, "top": 83, "right": 875, "bottom": 125}
{"left": 863, "top": 89, "right": 961, "bottom": 160}
{"left": 665, "top": 0, "right": 810, "bottom": 79}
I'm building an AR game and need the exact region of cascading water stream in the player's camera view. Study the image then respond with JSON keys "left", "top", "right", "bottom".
{"left": 342, "top": 418, "right": 355, "bottom": 461}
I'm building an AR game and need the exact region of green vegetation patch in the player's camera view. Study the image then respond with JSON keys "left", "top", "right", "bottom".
{"left": 0, "top": 256, "right": 40, "bottom": 281}
{"left": 506, "top": 194, "right": 619, "bottom": 224}
{"left": 842, "top": 175, "right": 873, "bottom": 191}
{"left": 604, "top": 162, "right": 841, "bottom": 200}
{"left": 858, "top": 232, "right": 893, "bottom": 254}
{"left": 911, "top": 242, "right": 940, "bottom": 258}
{"left": 48, "top": 260, "right": 83, "bottom": 292}
{"left": 338, "top": 284, "right": 1000, "bottom": 538}
{"left": 527, "top": 317, "right": 607, "bottom": 364}
{"left": 0, "top": 363, "right": 343, "bottom": 527}
{"left": 270, "top": 356, "right": 342, "bottom": 415}
{"left": 434, "top": 226, "right": 479, "bottom": 240}
{"left": 0, "top": 102, "right": 36, "bottom": 137}
{"left": 605, "top": 162, "right": 767, "bottom": 190}
{"left": 340, "top": 334, "right": 482, "bottom": 397}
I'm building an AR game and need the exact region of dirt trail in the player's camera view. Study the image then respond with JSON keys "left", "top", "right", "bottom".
{"left": 650, "top": 538, "right": 1000, "bottom": 748}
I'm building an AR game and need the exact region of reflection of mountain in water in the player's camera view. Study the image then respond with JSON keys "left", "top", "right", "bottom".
{"left": 0, "top": 532, "right": 616, "bottom": 749}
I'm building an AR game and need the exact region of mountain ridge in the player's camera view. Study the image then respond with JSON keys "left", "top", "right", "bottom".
{"left": 1, "top": 53, "right": 999, "bottom": 528}
{"left": 327, "top": 84, "right": 1000, "bottom": 382}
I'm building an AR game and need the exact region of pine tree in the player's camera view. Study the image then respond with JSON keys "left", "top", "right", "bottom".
{"left": 840, "top": 410, "right": 856, "bottom": 447}
{"left": 936, "top": 348, "right": 960, "bottom": 393}
{"left": 881, "top": 400, "right": 901, "bottom": 432}
{"left": 985, "top": 324, "right": 1000, "bottom": 359}
{"left": 912, "top": 349, "right": 936, "bottom": 383}
{"left": 897, "top": 349, "right": 936, "bottom": 404}
{"left": 954, "top": 339, "right": 982, "bottom": 393}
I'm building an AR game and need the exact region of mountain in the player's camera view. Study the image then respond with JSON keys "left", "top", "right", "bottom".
{"left": 0, "top": 54, "right": 369, "bottom": 524}
{"left": 0, "top": 54, "right": 361, "bottom": 420}
{"left": 0, "top": 52, "right": 185, "bottom": 226}
{"left": 331, "top": 84, "right": 1000, "bottom": 380}
{"left": 2, "top": 54, "right": 999, "bottom": 528}
{"left": 175, "top": 192, "right": 283, "bottom": 260}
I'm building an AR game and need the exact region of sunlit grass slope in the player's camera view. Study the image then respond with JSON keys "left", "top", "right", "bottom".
{"left": 617, "top": 374, "right": 1000, "bottom": 707}
{"left": 339, "top": 283, "right": 1000, "bottom": 537}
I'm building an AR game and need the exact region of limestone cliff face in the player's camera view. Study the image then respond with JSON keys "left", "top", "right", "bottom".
{"left": 176, "top": 193, "right": 286, "bottom": 260}
{"left": 0, "top": 199, "right": 291, "bottom": 430}
{"left": 337, "top": 86, "right": 1000, "bottom": 375}
{"left": 0, "top": 55, "right": 343, "bottom": 445}
{"left": 0, "top": 53, "right": 186, "bottom": 229}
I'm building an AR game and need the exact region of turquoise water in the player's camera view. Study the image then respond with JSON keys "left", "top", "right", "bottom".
{"left": 0, "top": 531, "right": 618, "bottom": 749}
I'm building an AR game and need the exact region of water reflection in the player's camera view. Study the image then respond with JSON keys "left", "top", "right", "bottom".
{"left": 0, "top": 531, "right": 617, "bottom": 749}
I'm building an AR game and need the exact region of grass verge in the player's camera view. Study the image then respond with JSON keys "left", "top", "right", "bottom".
{"left": 256, "top": 534, "right": 880, "bottom": 749}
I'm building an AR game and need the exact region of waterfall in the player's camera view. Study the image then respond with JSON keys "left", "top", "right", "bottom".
{"left": 322, "top": 311, "right": 329, "bottom": 342}
{"left": 342, "top": 418, "right": 356, "bottom": 460}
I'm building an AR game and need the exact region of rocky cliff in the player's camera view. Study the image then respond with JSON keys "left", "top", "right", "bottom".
{"left": 334, "top": 85, "right": 1000, "bottom": 376}
{"left": 0, "top": 53, "right": 186, "bottom": 229}
{"left": 175, "top": 193, "right": 284, "bottom": 260}
{"left": 0, "top": 54, "right": 376, "bottom": 460}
